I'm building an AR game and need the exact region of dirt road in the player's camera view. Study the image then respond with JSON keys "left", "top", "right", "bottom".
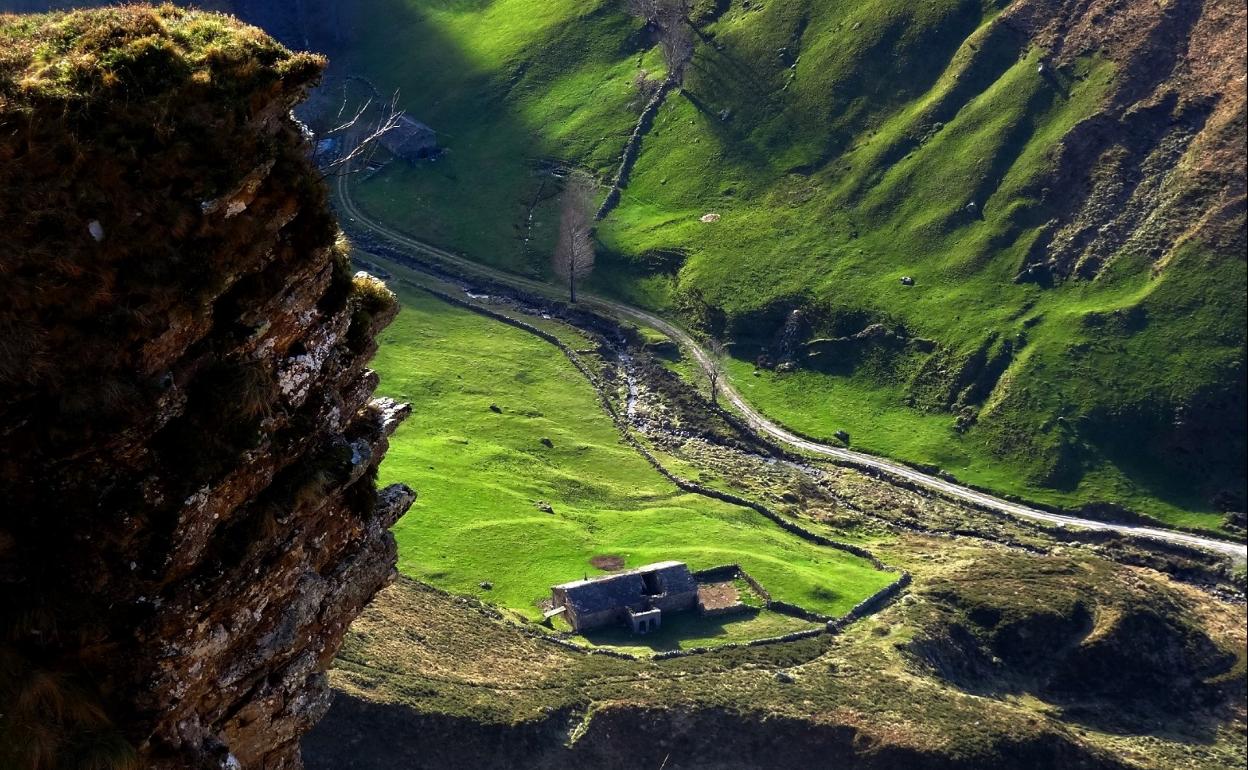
{"left": 335, "top": 176, "right": 1247, "bottom": 561}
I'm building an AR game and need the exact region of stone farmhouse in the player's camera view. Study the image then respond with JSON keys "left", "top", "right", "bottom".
{"left": 549, "top": 561, "right": 699, "bottom": 634}
{"left": 379, "top": 114, "right": 438, "bottom": 162}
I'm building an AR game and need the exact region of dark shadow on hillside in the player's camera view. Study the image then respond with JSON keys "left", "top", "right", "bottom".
{"left": 305, "top": 686, "right": 1143, "bottom": 770}
{"left": 682, "top": 0, "right": 991, "bottom": 180}
{"left": 330, "top": 0, "right": 653, "bottom": 280}
{"left": 1079, "top": 383, "right": 1248, "bottom": 517}
{"left": 906, "top": 567, "right": 1240, "bottom": 743}
{"left": 330, "top": 1, "right": 562, "bottom": 275}
{"left": 578, "top": 605, "right": 770, "bottom": 652}
{"left": 1038, "top": 64, "right": 1072, "bottom": 99}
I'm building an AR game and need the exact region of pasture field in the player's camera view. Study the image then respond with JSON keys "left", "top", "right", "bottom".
{"left": 339, "top": 0, "right": 1244, "bottom": 532}
{"left": 371, "top": 286, "right": 894, "bottom": 646}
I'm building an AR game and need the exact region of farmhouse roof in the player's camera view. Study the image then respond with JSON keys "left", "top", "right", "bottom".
{"left": 554, "top": 561, "right": 695, "bottom": 614}
{"left": 380, "top": 114, "right": 436, "bottom": 158}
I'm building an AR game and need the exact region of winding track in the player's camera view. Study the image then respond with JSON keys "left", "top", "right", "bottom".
{"left": 334, "top": 176, "right": 1247, "bottom": 560}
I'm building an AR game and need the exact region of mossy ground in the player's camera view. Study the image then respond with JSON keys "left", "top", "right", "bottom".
{"left": 370, "top": 284, "right": 893, "bottom": 645}
{"left": 333, "top": 0, "right": 1245, "bottom": 532}
{"left": 0, "top": 5, "right": 321, "bottom": 102}
{"left": 324, "top": 545, "right": 1247, "bottom": 769}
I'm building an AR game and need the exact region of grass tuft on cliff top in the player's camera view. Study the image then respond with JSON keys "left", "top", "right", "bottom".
{"left": 0, "top": 4, "right": 323, "bottom": 105}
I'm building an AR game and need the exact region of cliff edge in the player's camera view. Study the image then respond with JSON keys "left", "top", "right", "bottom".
{"left": 0, "top": 7, "right": 413, "bottom": 768}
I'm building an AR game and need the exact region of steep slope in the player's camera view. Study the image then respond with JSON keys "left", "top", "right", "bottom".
{"left": 0, "top": 8, "right": 412, "bottom": 768}
{"left": 329, "top": 0, "right": 1244, "bottom": 529}
{"left": 302, "top": 561, "right": 1246, "bottom": 770}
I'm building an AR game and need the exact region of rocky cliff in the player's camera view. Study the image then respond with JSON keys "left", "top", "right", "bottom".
{"left": 0, "top": 8, "right": 412, "bottom": 769}
{"left": 1006, "top": 0, "right": 1245, "bottom": 283}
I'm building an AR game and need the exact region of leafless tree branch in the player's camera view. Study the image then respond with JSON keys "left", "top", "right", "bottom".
{"left": 625, "top": 0, "right": 694, "bottom": 80}
{"left": 316, "top": 90, "right": 405, "bottom": 178}
{"left": 552, "top": 171, "right": 597, "bottom": 303}
{"left": 704, "top": 337, "right": 727, "bottom": 405}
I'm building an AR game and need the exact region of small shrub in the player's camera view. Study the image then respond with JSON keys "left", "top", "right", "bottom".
{"left": 330, "top": 229, "right": 352, "bottom": 272}
{"left": 351, "top": 272, "right": 397, "bottom": 316}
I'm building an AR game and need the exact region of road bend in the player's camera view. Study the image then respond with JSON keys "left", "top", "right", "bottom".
{"left": 334, "top": 176, "right": 1247, "bottom": 561}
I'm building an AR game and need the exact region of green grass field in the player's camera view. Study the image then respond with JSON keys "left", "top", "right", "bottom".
{"left": 336, "top": 0, "right": 1245, "bottom": 532}
{"left": 372, "top": 285, "right": 893, "bottom": 646}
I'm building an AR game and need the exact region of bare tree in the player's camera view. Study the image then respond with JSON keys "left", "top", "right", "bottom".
{"left": 659, "top": 2, "right": 695, "bottom": 80}
{"left": 625, "top": 0, "right": 663, "bottom": 24}
{"left": 704, "top": 336, "right": 728, "bottom": 406}
{"left": 625, "top": 0, "right": 694, "bottom": 81}
{"left": 552, "top": 171, "right": 596, "bottom": 303}
{"left": 314, "top": 84, "right": 406, "bottom": 178}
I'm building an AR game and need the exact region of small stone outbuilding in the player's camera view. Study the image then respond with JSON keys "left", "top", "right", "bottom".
{"left": 550, "top": 561, "right": 698, "bottom": 634}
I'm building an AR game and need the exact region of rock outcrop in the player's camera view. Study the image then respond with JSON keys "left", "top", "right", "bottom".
{"left": 1007, "top": 0, "right": 1247, "bottom": 281}
{"left": 904, "top": 555, "right": 1240, "bottom": 732}
{"left": 0, "top": 8, "right": 412, "bottom": 769}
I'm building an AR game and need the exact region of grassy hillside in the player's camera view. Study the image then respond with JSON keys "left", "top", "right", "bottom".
{"left": 314, "top": 552, "right": 1248, "bottom": 769}
{"left": 337, "top": 0, "right": 1245, "bottom": 531}
{"left": 371, "top": 285, "right": 893, "bottom": 648}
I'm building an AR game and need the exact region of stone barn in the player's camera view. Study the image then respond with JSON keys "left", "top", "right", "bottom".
{"left": 379, "top": 114, "right": 437, "bottom": 162}
{"left": 550, "top": 561, "right": 698, "bottom": 633}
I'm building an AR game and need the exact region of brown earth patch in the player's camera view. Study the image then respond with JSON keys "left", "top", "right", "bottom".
{"left": 590, "top": 555, "right": 625, "bottom": 571}
{"left": 697, "top": 581, "right": 741, "bottom": 611}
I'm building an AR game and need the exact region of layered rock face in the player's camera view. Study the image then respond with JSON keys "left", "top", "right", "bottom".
{"left": 1007, "top": 0, "right": 1246, "bottom": 281}
{"left": 0, "top": 8, "right": 412, "bottom": 769}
